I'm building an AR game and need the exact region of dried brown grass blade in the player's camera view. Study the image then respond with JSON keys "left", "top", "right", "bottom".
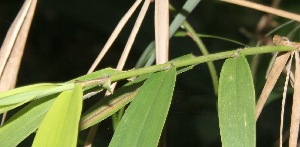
{"left": 256, "top": 52, "right": 291, "bottom": 120}
{"left": 87, "top": 0, "right": 142, "bottom": 73}
{"left": 280, "top": 51, "right": 294, "bottom": 147}
{"left": 0, "top": 0, "right": 37, "bottom": 91}
{"left": 155, "top": 0, "right": 169, "bottom": 64}
{"left": 0, "top": 0, "right": 37, "bottom": 126}
{"left": 116, "top": 0, "right": 151, "bottom": 70}
{"left": 0, "top": 0, "right": 33, "bottom": 78}
{"left": 221, "top": 0, "right": 300, "bottom": 23}
{"left": 84, "top": 1, "right": 150, "bottom": 146}
{"left": 289, "top": 51, "right": 300, "bottom": 147}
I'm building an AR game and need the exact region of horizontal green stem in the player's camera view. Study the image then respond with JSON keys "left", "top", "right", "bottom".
{"left": 109, "top": 46, "right": 293, "bottom": 82}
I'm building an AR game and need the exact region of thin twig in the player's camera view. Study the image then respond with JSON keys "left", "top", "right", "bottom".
{"left": 221, "top": 0, "right": 300, "bottom": 22}
{"left": 0, "top": 0, "right": 32, "bottom": 78}
{"left": 83, "top": 124, "right": 99, "bottom": 147}
{"left": 87, "top": 0, "right": 142, "bottom": 73}
{"left": 0, "top": 0, "right": 37, "bottom": 126}
{"left": 280, "top": 51, "right": 294, "bottom": 147}
{"left": 84, "top": 1, "right": 151, "bottom": 146}
{"left": 256, "top": 35, "right": 299, "bottom": 120}
{"left": 116, "top": 0, "right": 151, "bottom": 70}
{"left": 255, "top": 52, "right": 291, "bottom": 120}
{"left": 0, "top": 0, "right": 37, "bottom": 91}
{"left": 289, "top": 51, "right": 300, "bottom": 147}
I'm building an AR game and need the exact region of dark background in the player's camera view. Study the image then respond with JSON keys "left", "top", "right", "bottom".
{"left": 1, "top": 0, "right": 300, "bottom": 146}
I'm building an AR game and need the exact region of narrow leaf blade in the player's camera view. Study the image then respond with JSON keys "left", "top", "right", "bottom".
{"left": 32, "top": 84, "right": 83, "bottom": 147}
{"left": 80, "top": 74, "right": 151, "bottom": 130}
{"left": 0, "top": 96, "right": 56, "bottom": 147}
{"left": 0, "top": 83, "right": 57, "bottom": 99}
{"left": 218, "top": 55, "right": 256, "bottom": 147}
{"left": 109, "top": 67, "right": 176, "bottom": 147}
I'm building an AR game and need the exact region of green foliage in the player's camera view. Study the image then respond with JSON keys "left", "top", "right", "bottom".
{"left": 218, "top": 55, "right": 256, "bottom": 147}
{"left": 80, "top": 73, "right": 151, "bottom": 130}
{"left": 32, "top": 84, "right": 83, "bottom": 147}
{"left": 1, "top": 0, "right": 300, "bottom": 146}
{"left": 0, "top": 83, "right": 73, "bottom": 114}
{"left": 0, "top": 96, "right": 56, "bottom": 147}
{"left": 109, "top": 67, "right": 176, "bottom": 147}
{"left": 0, "top": 46, "right": 293, "bottom": 146}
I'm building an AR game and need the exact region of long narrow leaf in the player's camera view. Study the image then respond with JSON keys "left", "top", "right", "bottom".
{"left": 0, "top": 95, "right": 56, "bottom": 147}
{"left": 0, "top": 83, "right": 58, "bottom": 99}
{"left": 80, "top": 74, "right": 151, "bottom": 130}
{"left": 218, "top": 55, "right": 256, "bottom": 147}
{"left": 32, "top": 84, "right": 83, "bottom": 147}
{"left": 109, "top": 67, "right": 176, "bottom": 147}
{"left": 0, "top": 83, "right": 74, "bottom": 114}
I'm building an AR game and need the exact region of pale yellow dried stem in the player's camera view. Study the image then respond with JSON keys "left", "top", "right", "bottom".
{"left": 83, "top": 124, "right": 99, "bottom": 147}
{"left": 0, "top": 0, "right": 37, "bottom": 91}
{"left": 0, "top": 0, "right": 37, "bottom": 126}
{"left": 112, "top": 0, "right": 151, "bottom": 127}
{"left": 280, "top": 51, "right": 294, "bottom": 147}
{"left": 289, "top": 51, "right": 300, "bottom": 147}
{"left": 221, "top": 0, "right": 300, "bottom": 22}
{"left": 116, "top": 0, "right": 151, "bottom": 70}
{"left": 84, "top": 1, "right": 150, "bottom": 146}
{"left": 256, "top": 52, "right": 291, "bottom": 120}
{"left": 0, "top": 0, "right": 33, "bottom": 78}
{"left": 155, "top": 0, "right": 169, "bottom": 64}
{"left": 87, "top": 0, "right": 142, "bottom": 74}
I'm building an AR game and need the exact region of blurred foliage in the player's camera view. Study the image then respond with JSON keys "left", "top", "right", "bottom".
{"left": 0, "top": 0, "right": 299, "bottom": 146}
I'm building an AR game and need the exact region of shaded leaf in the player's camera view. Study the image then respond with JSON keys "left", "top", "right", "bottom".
{"left": 0, "top": 83, "right": 74, "bottom": 114}
{"left": 218, "top": 55, "right": 255, "bottom": 147}
{"left": 109, "top": 67, "right": 176, "bottom": 147}
{"left": 80, "top": 73, "right": 151, "bottom": 130}
{"left": 0, "top": 95, "right": 56, "bottom": 147}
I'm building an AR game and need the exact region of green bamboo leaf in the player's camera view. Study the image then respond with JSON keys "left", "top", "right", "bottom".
{"left": 32, "top": 84, "right": 83, "bottom": 147}
{"left": 0, "top": 95, "right": 56, "bottom": 147}
{"left": 34, "top": 83, "right": 74, "bottom": 99}
{"left": 109, "top": 67, "right": 176, "bottom": 147}
{"left": 0, "top": 83, "right": 73, "bottom": 114}
{"left": 0, "top": 103, "right": 25, "bottom": 114}
{"left": 80, "top": 73, "right": 151, "bottom": 130}
{"left": 0, "top": 90, "right": 48, "bottom": 106}
{"left": 218, "top": 55, "right": 256, "bottom": 147}
{"left": 0, "top": 83, "right": 73, "bottom": 105}
{"left": 80, "top": 61, "right": 193, "bottom": 130}
{"left": 0, "top": 83, "right": 58, "bottom": 99}
{"left": 0, "top": 68, "right": 118, "bottom": 107}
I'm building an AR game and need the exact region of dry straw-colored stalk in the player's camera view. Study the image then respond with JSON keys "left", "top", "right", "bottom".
{"left": 221, "top": 0, "right": 300, "bottom": 22}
